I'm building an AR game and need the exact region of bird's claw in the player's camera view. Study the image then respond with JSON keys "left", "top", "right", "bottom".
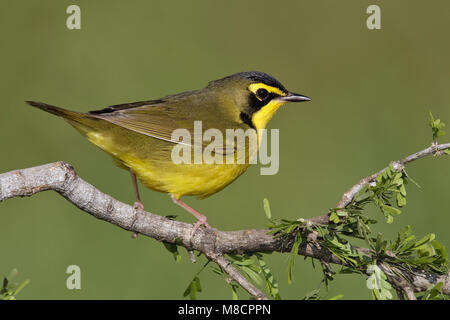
{"left": 131, "top": 200, "right": 145, "bottom": 239}
{"left": 191, "top": 217, "right": 213, "bottom": 238}
{"left": 133, "top": 200, "right": 145, "bottom": 211}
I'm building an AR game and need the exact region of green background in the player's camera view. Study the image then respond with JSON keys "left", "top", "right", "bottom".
{"left": 1, "top": 0, "right": 449, "bottom": 299}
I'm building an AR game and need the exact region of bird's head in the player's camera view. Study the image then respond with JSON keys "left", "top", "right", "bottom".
{"left": 206, "top": 71, "right": 311, "bottom": 130}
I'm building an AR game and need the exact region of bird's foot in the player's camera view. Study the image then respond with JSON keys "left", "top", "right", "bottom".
{"left": 133, "top": 200, "right": 145, "bottom": 211}
{"left": 131, "top": 200, "right": 145, "bottom": 239}
{"left": 170, "top": 195, "right": 216, "bottom": 239}
{"left": 191, "top": 216, "right": 210, "bottom": 237}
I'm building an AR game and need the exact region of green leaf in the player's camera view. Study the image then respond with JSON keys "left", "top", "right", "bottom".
{"left": 234, "top": 258, "right": 256, "bottom": 266}
{"left": 421, "top": 282, "right": 447, "bottom": 300}
{"left": 399, "top": 183, "right": 407, "bottom": 196}
{"left": 183, "top": 276, "right": 202, "bottom": 300}
{"left": 429, "top": 112, "right": 446, "bottom": 141}
{"left": 396, "top": 192, "right": 406, "bottom": 207}
{"left": 329, "top": 294, "right": 344, "bottom": 300}
{"left": 12, "top": 279, "right": 30, "bottom": 298}
{"left": 375, "top": 233, "right": 387, "bottom": 254}
{"left": 412, "top": 233, "right": 435, "bottom": 250}
{"left": 231, "top": 283, "right": 239, "bottom": 300}
{"left": 227, "top": 254, "right": 264, "bottom": 288}
{"left": 163, "top": 242, "right": 181, "bottom": 262}
{"left": 336, "top": 210, "right": 348, "bottom": 217}
{"left": 386, "top": 214, "right": 394, "bottom": 224}
{"left": 263, "top": 198, "right": 272, "bottom": 219}
{"left": 329, "top": 212, "right": 340, "bottom": 224}
{"left": 210, "top": 266, "right": 223, "bottom": 275}
{"left": 322, "top": 234, "right": 360, "bottom": 266}
{"left": 1, "top": 269, "right": 29, "bottom": 300}
{"left": 255, "top": 253, "right": 281, "bottom": 299}
{"left": 432, "top": 240, "right": 449, "bottom": 266}
{"left": 417, "top": 243, "right": 436, "bottom": 258}
{"left": 242, "top": 266, "right": 263, "bottom": 286}
{"left": 391, "top": 173, "right": 403, "bottom": 186}
{"left": 367, "top": 265, "right": 393, "bottom": 300}
{"left": 287, "top": 234, "right": 301, "bottom": 284}
{"left": 302, "top": 288, "right": 321, "bottom": 300}
{"left": 381, "top": 204, "right": 401, "bottom": 215}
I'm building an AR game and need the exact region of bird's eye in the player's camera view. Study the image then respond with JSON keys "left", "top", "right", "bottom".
{"left": 256, "top": 88, "right": 269, "bottom": 100}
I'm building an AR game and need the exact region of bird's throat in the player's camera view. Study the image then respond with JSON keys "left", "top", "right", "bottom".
{"left": 251, "top": 100, "right": 286, "bottom": 141}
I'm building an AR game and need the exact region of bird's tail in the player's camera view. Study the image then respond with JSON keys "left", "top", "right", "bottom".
{"left": 26, "top": 101, "right": 100, "bottom": 136}
{"left": 26, "top": 101, "right": 84, "bottom": 120}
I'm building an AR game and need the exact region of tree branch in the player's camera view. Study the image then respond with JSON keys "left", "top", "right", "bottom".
{"left": 310, "top": 142, "right": 450, "bottom": 225}
{"left": 1, "top": 142, "right": 449, "bottom": 299}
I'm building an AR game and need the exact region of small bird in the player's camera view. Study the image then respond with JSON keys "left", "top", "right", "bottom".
{"left": 27, "top": 71, "right": 310, "bottom": 235}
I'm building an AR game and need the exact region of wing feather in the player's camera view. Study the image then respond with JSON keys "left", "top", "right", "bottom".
{"left": 89, "top": 101, "right": 251, "bottom": 156}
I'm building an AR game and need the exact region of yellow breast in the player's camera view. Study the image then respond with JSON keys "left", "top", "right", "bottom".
{"left": 122, "top": 155, "right": 250, "bottom": 199}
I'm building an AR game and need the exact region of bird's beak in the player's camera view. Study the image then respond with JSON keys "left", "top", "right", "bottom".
{"left": 277, "top": 92, "right": 311, "bottom": 102}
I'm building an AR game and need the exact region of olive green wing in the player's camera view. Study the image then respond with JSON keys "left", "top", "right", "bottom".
{"left": 88, "top": 100, "right": 249, "bottom": 156}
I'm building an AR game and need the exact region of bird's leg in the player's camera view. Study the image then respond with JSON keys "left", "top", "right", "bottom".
{"left": 130, "top": 169, "right": 144, "bottom": 210}
{"left": 171, "top": 195, "right": 210, "bottom": 236}
{"left": 130, "top": 169, "right": 144, "bottom": 238}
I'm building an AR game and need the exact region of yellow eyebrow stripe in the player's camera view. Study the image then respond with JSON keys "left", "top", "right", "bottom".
{"left": 248, "top": 83, "right": 286, "bottom": 98}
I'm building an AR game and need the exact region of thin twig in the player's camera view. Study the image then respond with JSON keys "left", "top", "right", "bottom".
{"left": 337, "top": 142, "right": 450, "bottom": 208}
{"left": 188, "top": 250, "right": 197, "bottom": 264}
{"left": 309, "top": 143, "right": 450, "bottom": 225}
{"left": 403, "top": 287, "right": 417, "bottom": 300}
{"left": 205, "top": 253, "right": 268, "bottom": 300}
